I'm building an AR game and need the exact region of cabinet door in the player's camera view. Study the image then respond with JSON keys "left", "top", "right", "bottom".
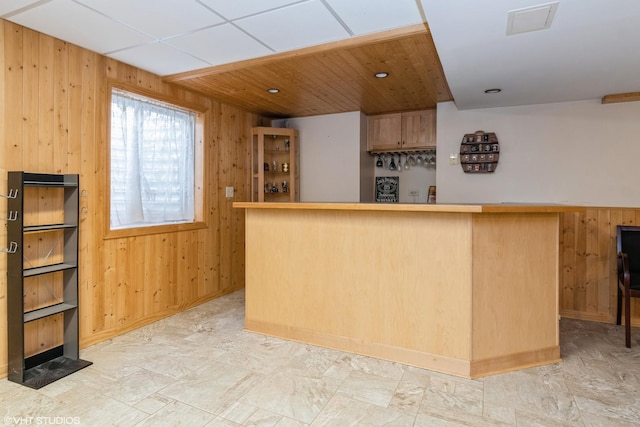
{"left": 251, "top": 127, "right": 299, "bottom": 202}
{"left": 401, "top": 109, "right": 436, "bottom": 149}
{"left": 367, "top": 113, "right": 402, "bottom": 151}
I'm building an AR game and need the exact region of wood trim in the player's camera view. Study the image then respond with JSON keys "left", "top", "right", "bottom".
{"left": 601, "top": 92, "right": 640, "bottom": 104}
{"left": 104, "top": 221, "right": 208, "bottom": 239}
{"left": 559, "top": 310, "right": 611, "bottom": 323}
{"left": 245, "top": 319, "right": 472, "bottom": 379}
{"left": 469, "top": 347, "right": 560, "bottom": 378}
{"left": 479, "top": 205, "right": 584, "bottom": 213}
{"left": 109, "top": 81, "right": 210, "bottom": 113}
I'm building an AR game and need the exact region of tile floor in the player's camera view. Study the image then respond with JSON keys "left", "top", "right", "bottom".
{"left": 1, "top": 289, "right": 639, "bottom": 426}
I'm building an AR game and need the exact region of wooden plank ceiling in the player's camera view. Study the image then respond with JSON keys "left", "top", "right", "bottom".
{"left": 164, "top": 24, "right": 453, "bottom": 118}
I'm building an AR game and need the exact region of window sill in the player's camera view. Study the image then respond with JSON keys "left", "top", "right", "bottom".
{"left": 104, "top": 221, "right": 207, "bottom": 240}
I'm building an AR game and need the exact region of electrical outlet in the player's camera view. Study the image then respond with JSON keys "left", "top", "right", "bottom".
{"left": 408, "top": 189, "right": 419, "bottom": 196}
{"left": 449, "top": 153, "right": 458, "bottom": 165}
{"left": 225, "top": 186, "right": 234, "bottom": 198}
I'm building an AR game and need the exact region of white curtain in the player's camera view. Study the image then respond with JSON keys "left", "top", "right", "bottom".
{"left": 110, "top": 89, "right": 195, "bottom": 229}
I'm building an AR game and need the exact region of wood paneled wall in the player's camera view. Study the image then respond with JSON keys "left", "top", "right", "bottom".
{"left": 560, "top": 208, "right": 640, "bottom": 326}
{"left": 0, "top": 20, "right": 265, "bottom": 376}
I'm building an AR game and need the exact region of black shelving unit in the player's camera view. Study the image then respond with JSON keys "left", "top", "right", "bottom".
{"left": 6, "top": 172, "right": 91, "bottom": 389}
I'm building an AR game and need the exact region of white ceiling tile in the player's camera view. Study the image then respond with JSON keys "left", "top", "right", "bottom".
{"left": 166, "top": 24, "right": 273, "bottom": 67}
{"left": 0, "top": 0, "right": 41, "bottom": 16}
{"left": 76, "top": 0, "right": 224, "bottom": 39}
{"left": 108, "top": 42, "right": 211, "bottom": 76}
{"left": 235, "top": 0, "right": 349, "bottom": 51}
{"left": 198, "top": 0, "right": 302, "bottom": 20}
{"left": 7, "top": 0, "right": 153, "bottom": 54}
{"left": 325, "top": 0, "right": 423, "bottom": 35}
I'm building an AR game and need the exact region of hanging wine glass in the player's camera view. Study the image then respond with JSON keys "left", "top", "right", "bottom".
{"left": 389, "top": 155, "right": 397, "bottom": 171}
{"left": 424, "top": 153, "right": 432, "bottom": 168}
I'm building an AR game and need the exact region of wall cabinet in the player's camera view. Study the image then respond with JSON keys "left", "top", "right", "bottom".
{"left": 6, "top": 172, "right": 91, "bottom": 389}
{"left": 367, "top": 109, "right": 436, "bottom": 152}
{"left": 251, "top": 127, "right": 300, "bottom": 202}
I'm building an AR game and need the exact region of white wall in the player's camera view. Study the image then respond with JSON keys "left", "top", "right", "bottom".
{"left": 275, "top": 110, "right": 434, "bottom": 203}
{"left": 359, "top": 113, "right": 374, "bottom": 202}
{"left": 436, "top": 100, "right": 640, "bottom": 206}
{"left": 273, "top": 111, "right": 370, "bottom": 202}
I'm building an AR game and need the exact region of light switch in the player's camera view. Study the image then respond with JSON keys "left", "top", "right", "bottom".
{"left": 225, "top": 186, "right": 234, "bottom": 198}
{"left": 449, "top": 153, "right": 458, "bottom": 165}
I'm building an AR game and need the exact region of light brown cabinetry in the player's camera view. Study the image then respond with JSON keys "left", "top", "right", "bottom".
{"left": 367, "top": 113, "right": 402, "bottom": 151}
{"left": 239, "top": 203, "right": 575, "bottom": 378}
{"left": 251, "top": 127, "right": 300, "bottom": 202}
{"left": 367, "top": 109, "right": 436, "bottom": 152}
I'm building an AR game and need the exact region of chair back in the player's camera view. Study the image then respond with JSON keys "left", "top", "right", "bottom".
{"left": 617, "top": 226, "right": 640, "bottom": 274}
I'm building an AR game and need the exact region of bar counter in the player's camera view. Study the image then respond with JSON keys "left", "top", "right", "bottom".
{"left": 233, "top": 202, "right": 583, "bottom": 378}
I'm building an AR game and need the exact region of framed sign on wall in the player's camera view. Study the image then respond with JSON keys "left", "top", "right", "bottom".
{"left": 375, "top": 176, "right": 399, "bottom": 203}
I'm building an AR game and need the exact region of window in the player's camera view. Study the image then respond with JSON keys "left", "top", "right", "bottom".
{"left": 110, "top": 88, "right": 201, "bottom": 231}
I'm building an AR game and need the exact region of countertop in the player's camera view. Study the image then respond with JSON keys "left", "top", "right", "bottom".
{"left": 233, "top": 202, "right": 584, "bottom": 214}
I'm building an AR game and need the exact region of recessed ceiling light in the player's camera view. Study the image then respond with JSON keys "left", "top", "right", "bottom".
{"left": 267, "top": 88, "right": 279, "bottom": 94}
{"left": 374, "top": 72, "right": 389, "bottom": 78}
{"left": 484, "top": 88, "right": 502, "bottom": 94}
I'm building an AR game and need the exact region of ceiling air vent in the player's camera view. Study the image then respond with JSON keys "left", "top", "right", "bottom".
{"left": 506, "top": 2, "right": 559, "bottom": 35}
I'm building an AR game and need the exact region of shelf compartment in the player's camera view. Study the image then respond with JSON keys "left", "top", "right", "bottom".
{"left": 24, "top": 224, "right": 77, "bottom": 232}
{"left": 24, "top": 302, "right": 77, "bottom": 323}
{"left": 24, "top": 263, "right": 76, "bottom": 277}
{"left": 22, "top": 173, "right": 78, "bottom": 187}
{"left": 23, "top": 181, "right": 78, "bottom": 188}
{"left": 264, "top": 171, "right": 290, "bottom": 176}
{"left": 22, "top": 348, "right": 92, "bottom": 389}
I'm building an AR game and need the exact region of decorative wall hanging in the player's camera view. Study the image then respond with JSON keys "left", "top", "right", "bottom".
{"left": 375, "top": 176, "right": 399, "bottom": 203}
{"left": 459, "top": 130, "right": 499, "bottom": 173}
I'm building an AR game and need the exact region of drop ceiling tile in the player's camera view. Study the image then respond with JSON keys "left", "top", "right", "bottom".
{"left": 166, "top": 24, "right": 272, "bottom": 67}
{"left": 198, "top": 0, "right": 302, "bottom": 20}
{"left": 7, "top": 0, "right": 152, "bottom": 54}
{"left": 0, "top": 0, "right": 41, "bottom": 16}
{"left": 235, "top": 0, "right": 349, "bottom": 52}
{"left": 108, "top": 42, "right": 211, "bottom": 76}
{"left": 76, "top": 0, "right": 224, "bottom": 39}
{"left": 325, "top": 0, "right": 423, "bottom": 35}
